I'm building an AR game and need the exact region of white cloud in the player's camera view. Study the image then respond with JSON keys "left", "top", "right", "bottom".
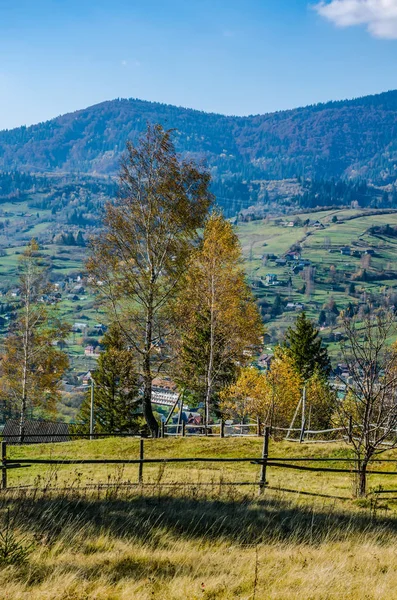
{"left": 314, "top": 0, "right": 397, "bottom": 38}
{"left": 121, "top": 60, "right": 128, "bottom": 67}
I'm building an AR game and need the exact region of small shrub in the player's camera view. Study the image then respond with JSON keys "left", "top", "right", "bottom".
{"left": 0, "top": 509, "right": 33, "bottom": 566}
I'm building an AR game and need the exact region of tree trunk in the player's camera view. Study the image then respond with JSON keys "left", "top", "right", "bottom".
{"left": 205, "top": 273, "right": 216, "bottom": 433}
{"left": 142, "top": 304, "right": 158, "bottom": 437}
{"left": 19, "top": 368, "right": 27, "bottom": 444}
{"left": 204, "top": 372, "right": 212, "bottom": 436}
{"left": 19, "top": 324, "right": 29, "bottom": 444}
{"left": 356, "top": 459, "right": 368, "bottom": 497}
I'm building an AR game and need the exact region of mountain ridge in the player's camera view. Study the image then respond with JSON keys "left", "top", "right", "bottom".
{"left": 2, "top": 89, "right": 397, "bottom": 185}
{"left": 5, "top": 87, "right": 397, "bottom": 130}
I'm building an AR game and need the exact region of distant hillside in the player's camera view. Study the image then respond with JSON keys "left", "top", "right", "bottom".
{"left": 2, "top": 90, "right": 397, "bottom": 187}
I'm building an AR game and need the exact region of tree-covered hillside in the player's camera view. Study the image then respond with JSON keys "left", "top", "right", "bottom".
{"left": 2, "top": 90, "right": 397, "bottom": 186}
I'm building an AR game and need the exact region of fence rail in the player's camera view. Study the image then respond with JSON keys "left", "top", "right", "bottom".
{"left": 0, "top": 419, "right": 351, "bottom": 444}
{"left": 1, "top": 427, "right": 397, "bottom": 496}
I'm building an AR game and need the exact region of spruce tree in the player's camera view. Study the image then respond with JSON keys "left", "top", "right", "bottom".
{"left": 174, "top": 308, "right": 236, "bottom": 409}
{"left": 74, "top": 325, "right": 141, "bottom": 434}
{"left": 76, "top": 231, "right": 85, "bottom": 247}
{"left": 271, "top": 294, "right": 283, "bottom": 318}
{"left": 283, "top": 312, "right": 331, "bottom": 380}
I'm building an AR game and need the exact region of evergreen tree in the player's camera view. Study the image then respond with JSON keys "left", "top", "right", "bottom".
{"left": 174, "top": 309, "right": 236, "bottom": 410}
{"left": 348, "top": 282, "right": 356, "bottom": 295}
{"left": 74, "top": 325, "right": 141, "bottom": 434}
{"left": 345, "top": 302, "right": 356, "bottom": 318}
{"left": 283, "top": 312, "right": 331, "bottom": 380}
{"left": 75, "top": 231, "right": 85, "bottom": 247}
{"left": 271, "top": 294, "right": 283, "bottom": 318}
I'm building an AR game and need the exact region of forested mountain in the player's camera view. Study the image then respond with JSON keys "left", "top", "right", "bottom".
{"left": 2, "top": 90, "right": 397, "bottom": 186}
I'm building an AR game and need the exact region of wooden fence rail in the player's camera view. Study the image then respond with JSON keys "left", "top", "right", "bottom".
{"left": 0, "top": 421, "right": 348, "bottom": 443}
{"left": 2, "top": 429, "right": 397, "bottom": 496}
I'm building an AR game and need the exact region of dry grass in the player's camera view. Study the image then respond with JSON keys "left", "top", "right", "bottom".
{"left": 1, "top": 438, "right": 397, "bottom": 598}
{"left": 0, "top": 485, "right": 397, "bottom": 599}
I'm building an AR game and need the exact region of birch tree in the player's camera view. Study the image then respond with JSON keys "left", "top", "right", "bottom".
{"left": 173, "top": 212, "right": 263, "bottom": 427}
{"left": 0, "top": 240, "right": 69, "bottom": 441}
{"left": 87, "top": 125, "right": 213, "bottom": 436}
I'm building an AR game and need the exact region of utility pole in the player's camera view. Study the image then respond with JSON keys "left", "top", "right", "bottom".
{"left": 301, "top": 385, "right": 306, "bottom": 431}
{"left": 90, "top": 377, "right": 95, "bottom": 441}
{"left": 300, "top": 385, "right": 306, "bottom": 443}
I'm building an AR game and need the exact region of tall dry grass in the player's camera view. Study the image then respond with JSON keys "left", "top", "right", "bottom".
{"left": 0, "top": 482, "right": 396, "bottom": 599}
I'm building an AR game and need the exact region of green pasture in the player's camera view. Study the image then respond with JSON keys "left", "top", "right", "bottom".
{"left": 238, "top": 209, "right": 397, "bottom": 353}
{"left": 5, "top": 436, "right": 397, "bottom": 503}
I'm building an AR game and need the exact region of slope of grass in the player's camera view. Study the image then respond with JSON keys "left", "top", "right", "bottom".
{"left": 238, "top": 208, "right": 397, "bottom": 355}
{"left": 5, "top": 436, "right": 397, "bottom": 503}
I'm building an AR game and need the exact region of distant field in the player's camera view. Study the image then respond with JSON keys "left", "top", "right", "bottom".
{"left": 238, "top": 208, "right": 397, "bottom": 355}
{"left": 1, "top": 203, "right": 397, "bottom": 375}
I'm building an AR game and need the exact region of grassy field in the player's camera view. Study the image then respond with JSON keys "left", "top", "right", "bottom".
{"left": 1, "top": 437, "right": 397, "bottom": 598}
{"left": 238, "top": 208, "right": 397, "bottom": 356}
{"left": 5, "top": 435, "right": 397, "bottom": 498}
{"left": 2, "top": 204, "right": 397, "bottom": 374}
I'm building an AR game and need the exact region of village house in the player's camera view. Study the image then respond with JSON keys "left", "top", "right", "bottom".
{"left": 73, "top": 284, "right": 85, "bottom": 294}
{"left": 151, "top": 378, "right": 180, "bottom": 407}
{"left": 81, "top": 371, "right": 93, "bottom": 386}
{"left": 285, "top": 252, "right": 300, "bottom": 261}
{"left": 265, "top": 273, "right": 278, "bottom": 285}
{"left": 275, "top": 258, "right": 286, "bottom": 266}
{"left": 257, "top": 353, "right": 273, "bottom": 370}
{"left": 340, "top": 246, "right": 351, "bottom": 256}
{"left": 72, "top": 322, "right": 88, "bottom": 333}
{"left": 84, "top": 345, "right": 101, "bottom": 358}
{"left": 308, "top": 219, "right": 325, "bottom": 229}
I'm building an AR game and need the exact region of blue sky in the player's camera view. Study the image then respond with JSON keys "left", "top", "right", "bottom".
{"left": 1, "top": 0, "right": 397, "bottom": 129}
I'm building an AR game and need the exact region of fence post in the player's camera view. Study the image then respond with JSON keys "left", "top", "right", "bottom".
{"left": 182, "top": 421, "right": 186, "bottom": 437}
{"left": 299, "top": 418, "right": 306, "bottom": 443}
{"left": 348, "top": 416, "right": 353, "bottom": 443}
{"left": 220, "top": 419, "right": 225, "bottom": 438}
{"left": 259, "top": 426, "right": 270, "bottom": 493}
{"left": 1, "top": 442, "right": 6, "bottom": 490}
{"left": 161, "top": 421, "right": 165, "bottom": 439}
{"left": 138, "top": 438, "right": 144, "bottom": 484}
{"left": 90, "top": 379, "right": 95, "bottom": 441}
{"left": 256, "top": 417, "right": 261, "bottom": 437}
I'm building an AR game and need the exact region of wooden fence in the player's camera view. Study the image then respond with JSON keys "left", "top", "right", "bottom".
{"left": 2, "top": 428, "right": 397, "bottom": 496}
{"left": 2, "top": 420, "right": 70, "bottom": 444}
{"left": 0, "top": 417, "right": 350, "bottom": 443}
